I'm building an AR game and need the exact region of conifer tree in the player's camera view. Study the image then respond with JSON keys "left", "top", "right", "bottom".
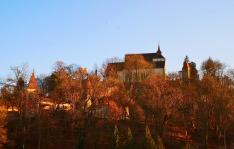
{"left": 124, "top": 127, "right": 134, "bottom": 149}
{"left": 155, "top": 136, "right": 165, "bottom": 149}
{"left": 183, "top": 142, "right": 196, "bottom": 149}
{"left": 113, "top": 124, "right": 120, "bottom": 149}
{"left": 145, "top": 125, "right": 156, "bottom": 149}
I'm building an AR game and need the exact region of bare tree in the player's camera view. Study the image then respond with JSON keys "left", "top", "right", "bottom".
{"left": 138, "top": 76, "right": 183, "bottom": 137}
{"left": 124, "top": 55, "right": 153, "bottom": 82}
{"left": 101, "top": 57, "right": 122, "bottom": 79}
{"left": 201, "top": 58, "right": 226, "bottom": 78}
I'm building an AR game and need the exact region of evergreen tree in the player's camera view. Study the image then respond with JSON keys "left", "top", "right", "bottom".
{"left": 155, "top": 136, "right": 165, "bottom": 149}
{"left": 190, "top": 62, "right": 199, "bottom": 80}
{"left": 113, "top": 124, "right": 120, "bottom": 149}
{"left": 183, "top": 142, "right": 194, "bottom": 149}
{"left": 123, "top": 127, "right": 134, "bottom": 149}
{"left": 145, "top": 125, "right": 156, "bottom": 149}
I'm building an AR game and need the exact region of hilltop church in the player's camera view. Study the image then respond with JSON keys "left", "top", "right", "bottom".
{"left": 106, "top": 45, "right": 166, "bottom": 82}
{"left": 106, "top": 45, "right": 198, "bottom": 82}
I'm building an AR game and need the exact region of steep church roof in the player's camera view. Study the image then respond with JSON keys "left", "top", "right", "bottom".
{"left": 156, "top": 45, "right": 164, "bottom": 58}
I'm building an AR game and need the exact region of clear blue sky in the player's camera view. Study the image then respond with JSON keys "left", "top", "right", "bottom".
{"left": 0, "top": 0, "right": 234, "bottom": 77}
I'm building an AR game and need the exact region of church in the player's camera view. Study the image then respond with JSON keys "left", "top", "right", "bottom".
{"left": 106, "top": 45, "right": 166, "bottom": 82}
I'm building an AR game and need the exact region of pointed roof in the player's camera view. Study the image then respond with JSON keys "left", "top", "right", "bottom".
{"left": 183, "top": 56, "right": 190, "bottom": 70}
{"left": 155, "top": 44, "right": 165, "bottom": 59}
{"left": 28, "top": 71, "right": 38, "bottom": 91}
{"left": 156, "top": 44, "right": 162, "bottom": 55}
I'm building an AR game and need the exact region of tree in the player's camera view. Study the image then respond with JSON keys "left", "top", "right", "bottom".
{"left": 201, "top": 58, "right": 225, "bottom": 78}
{"left": 145, "top": 125, "right": 156, "bottom": 149}
{"left": 45, "top": 61, "right": 71, "bottom": 106}
{"left": 168, "top": 72, "right": 180, "bottom": 80}
{"left": 1, "top": 85, "right": 15, "bottom": 110}
{"left": 194, "top": 75, "right": 218, "bottom": 147}
{"left": 139, "top": 76, "right": 182, "bottom": 137}
{"left": 155, "top": 136, "right": 165, "bottom": 149}
{"left": 66, "top": 67, "right": 88, "bottom": 112}
{"left": 85, "top": 73, "right": 105, "bottom": 104}
{"left": 113, "top": 125, "right": 120, "bottom": 149}
{"left": 124, "top": 55, "right": 153, "bottom": 82}
{"left": 14, "top": 77, "right": 28, "bottom": 116}
{"left": 190, "top": 62, "right": 199, "bottom": 80}
{"left": 101, "top": 57, "right": 123, "bottom": 79}
{"left": 123, "top": 127, "right": 134, "bottom": 149}
{"left": 211, "top": 75, "right": 233, "bottom": 148}
{"left": 193, "top": 72, "right": 234, "bottom": 148}
{"left": 9, "top": 64, "right": 29, "bottom": 84}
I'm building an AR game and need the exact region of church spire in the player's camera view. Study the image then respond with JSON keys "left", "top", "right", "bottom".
{"left": 156, "top": 44, "right": 162, "bottom": 55}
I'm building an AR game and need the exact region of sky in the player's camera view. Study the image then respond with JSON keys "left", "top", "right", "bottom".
{"left": 0, "top": 0, "right": 234, "bottom": 78}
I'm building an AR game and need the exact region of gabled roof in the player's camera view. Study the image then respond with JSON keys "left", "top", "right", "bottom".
{"left": 106, "top": 62, "right": 124, "bottom": 71}
{"left": 105, "top": 62, "right": 124, "bottom": 77}
{"left": 125, "top": 52, "right": 165, "bottom": 62}
{"left": 125, "top": 45, "right": 165, "bottom": 63}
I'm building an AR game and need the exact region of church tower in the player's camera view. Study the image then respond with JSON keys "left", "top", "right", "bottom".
{"left": 153, "top": 44, "right": 166, "bottom": 78}
{"left": 27, "top": 71, "right": 38, "bottom": 93}
{"left": 182, "top": 56, "right": 191, "bottom": 80}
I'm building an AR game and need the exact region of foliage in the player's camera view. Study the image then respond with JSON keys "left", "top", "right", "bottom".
{"left": 139, "top": 76, "right": 183, "bottom": 137}
{"left": 0, "top": 105, "right": 8, "bottom": 148}
{"left": 0, "top": 57, "right": 234, "bottom": 148}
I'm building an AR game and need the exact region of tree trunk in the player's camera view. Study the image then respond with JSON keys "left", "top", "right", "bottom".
{"left": 205, "top": 127, "right": 209, "bottom": 148}
{"left": 224, "top": 129, "right": 227, "bottom": 149}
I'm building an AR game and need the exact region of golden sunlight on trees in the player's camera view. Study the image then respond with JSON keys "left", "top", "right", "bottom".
{"left": 101, "top": 57, "right": 123, "bottom": 79}
{"left": 0, "top": 57, "right": 234, "bottom": 148}
{"left": 0, "top": 105, "right": 8, "bottom": 147}
{"left": 139, "top": 76, "right": 183, "bottom": 137}
{"left": 194, "top": 74, "right": 234, "bottom": 148}
{"left": 201, "top": 57, "right": 225, "bottom": 78}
